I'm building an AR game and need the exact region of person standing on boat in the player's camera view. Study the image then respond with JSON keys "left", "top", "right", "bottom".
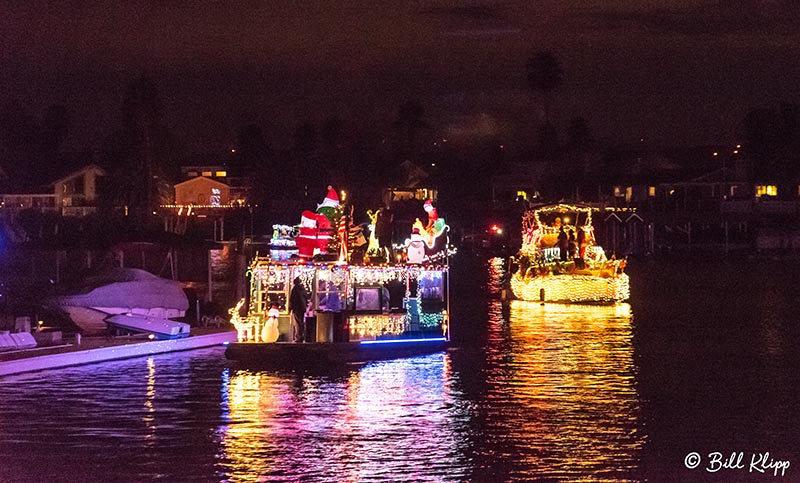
{"left": 290, "top": 277, "right": 308, "bottom": 343}
{"left": 577, "top": 227, "right": 587, "bottom": 258}
{"left": 375, "top": 203, "right": 394, "bottom": 262}
{"left": 568, "top": 228, "right": 577, "bottom": 259}
{"left": 557, "top": 226, "right": 569, "bottom": 261}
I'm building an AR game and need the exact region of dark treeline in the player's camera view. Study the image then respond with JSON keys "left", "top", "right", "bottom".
{"left": 3, "top": 51, "right": 800, "bottom": 238}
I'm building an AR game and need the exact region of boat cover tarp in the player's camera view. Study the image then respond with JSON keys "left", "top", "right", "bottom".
{"left": 54, "top": 268, "right": 189, "bottom": 312}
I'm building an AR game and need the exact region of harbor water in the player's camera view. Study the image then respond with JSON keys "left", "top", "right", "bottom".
{"left": 1, "top": 255, "right": 800, "bottom": 481}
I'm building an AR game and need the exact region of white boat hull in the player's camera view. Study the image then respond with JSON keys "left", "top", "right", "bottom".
{"left": 105, "top": 314, "right": 190, "bottom": 340}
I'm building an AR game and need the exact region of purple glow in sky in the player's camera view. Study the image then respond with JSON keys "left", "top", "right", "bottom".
{"left": 3, "top": 1, "right": 799, "bottom": 151}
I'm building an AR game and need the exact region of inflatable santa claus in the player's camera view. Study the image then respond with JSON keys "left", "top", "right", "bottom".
{"left": 297, "top": 210, "right": 334, "bottom": 260}
{"left": 296, "top": 210, "right": 319, "bottom": 260}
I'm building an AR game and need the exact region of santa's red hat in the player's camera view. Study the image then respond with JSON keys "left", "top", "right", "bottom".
{"left": 318, "top": 185, "right": 340, "bottom": 209}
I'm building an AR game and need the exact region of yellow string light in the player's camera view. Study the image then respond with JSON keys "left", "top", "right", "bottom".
{"left": 510, "top": 272, "right": 630, "bottom": 303}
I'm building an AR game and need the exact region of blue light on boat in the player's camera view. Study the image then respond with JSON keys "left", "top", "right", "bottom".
{"left": 222, "top": 341, "right": 230, "bottom": 345}
{"left": 360, "top": 337, "right": 446, "bottom": 345}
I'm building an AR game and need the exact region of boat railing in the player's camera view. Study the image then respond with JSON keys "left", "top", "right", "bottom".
{"left": 540, "top": 247, "right": 560, "bottom": 263}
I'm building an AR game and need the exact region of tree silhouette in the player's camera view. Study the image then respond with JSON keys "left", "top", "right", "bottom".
{"left": 0, "top": 103, "right": 75, "bottom": 189}
{"left": 321, "top": 115, "right": 352, "bottom": 188}
{"left": 743, "top": 103, "right": 800, "bottom": 188}
{"left": 294, "top": 123, "right": 317, "bottom": 156}
{"left": 235, "top": 123, "right": 271, "bottom": 171}
{"left": 321, "top": 116, "right": 344, "bottom": 151}
{"left": 526, "top": 51, "right": 563, "bottom": 126}
{"left": 392, "top": 100, "right": 428, "bottom": 160}
{"left": 101, "top": 76, "right": 182, "bottom": 221}
{"left": 566, "top": 116, "right": 592, "bottom": 147}
{"left": 235, "top": 122, "right": 274, "bottom": 208}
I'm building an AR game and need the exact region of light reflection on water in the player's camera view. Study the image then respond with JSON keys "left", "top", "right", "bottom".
{"left": 459, "top": 300, "right": 642, "bottom": 481}
{"left": 0, "top": 256, "right": 644, "bottom": 482}
{"left": 217, "top": 355, "right": 470, "bottom": 482}
{"left": 4, "top": 257, "right": 800, "bottom": 481}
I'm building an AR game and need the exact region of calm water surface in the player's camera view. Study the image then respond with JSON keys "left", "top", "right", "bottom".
{"left": 1, "top": 255, "right": 800, "bottom": 482}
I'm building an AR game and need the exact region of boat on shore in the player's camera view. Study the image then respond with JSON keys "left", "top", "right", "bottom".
{"left": 50, "top": 268, "right": 190, "bottom": 336}
{"left": 509, "top": 203, "right": 630, "bottom": 304}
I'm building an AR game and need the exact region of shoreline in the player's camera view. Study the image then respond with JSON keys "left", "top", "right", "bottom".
{"left": 0, "top": 328, "right": 236, "bottom": 377}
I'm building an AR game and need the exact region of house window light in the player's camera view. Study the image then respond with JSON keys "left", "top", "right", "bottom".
{"left": 216, "top": 171, "right": 227, "bottom": 177}
{"left": 202, "top": 171, "right": 213, "bottom": 177}
{"left": 648, "top": 186, "right": 656, "bottom": 197}
{"left": 756, "top": 185, "right": 777, "bottom": 197}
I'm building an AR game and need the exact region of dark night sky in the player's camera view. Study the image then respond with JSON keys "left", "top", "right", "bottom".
{"left": 3, "top": 1, "right": 800, "bottom": 154}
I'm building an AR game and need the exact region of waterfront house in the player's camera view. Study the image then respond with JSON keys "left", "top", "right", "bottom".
{"left": 174, "top": 176, "right": 231, "bottom": 207}
{"left": 0, "top": 164, "right": 105, "bottom": 219}
{"left": 159, "top": 162, "right": 252, "bottom": 240}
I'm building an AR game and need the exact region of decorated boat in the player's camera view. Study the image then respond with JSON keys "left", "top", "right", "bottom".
{"left": 225, "top": 188, "right": 451, "bottom": 366}
{"left": 509, "top": 204, "right": 629, "bottom": 304}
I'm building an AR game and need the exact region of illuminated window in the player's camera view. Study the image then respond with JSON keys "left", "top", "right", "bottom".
{"left": 215, "top": 171, "right": 227, "bottom": 177}
{"left": 202, "top": 171, "right": 213, "bottom": 177}
{"left": 756, "top": 185, "right": 777, "bottom": 197}
{"left": 614, "top": 186, "right": 622, "bottom": 197}
{"left": 648, "top": 186, "right": 656, "bottom": 197}
{"left": 188, "top": 171, "right": 198, "bottom": 177}
{"left": 625, "top": 187, "right": 632, "bottom": 202}
{"left": 516, "top": 190, "right": 527, "bottom": 200}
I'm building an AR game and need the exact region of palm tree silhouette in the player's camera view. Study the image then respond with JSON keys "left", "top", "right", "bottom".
{"left": 526, "top": 51, "right": 563, "bottom": 126}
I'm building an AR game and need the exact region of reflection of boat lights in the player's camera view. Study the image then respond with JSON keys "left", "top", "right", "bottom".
{"left": 217, "top": 354, "right": 458, "bottom": 481}
{"left": 360, "top": 337, "right": 446, "bottom": 345}
{"left": 517, "top": 301, "right": 632, "bottom": 318}
{"left": 495, "top": 299, "right": 642, "bottom": 469}
{"left": 487, "top": 258, "right": 506, "bottom": 296}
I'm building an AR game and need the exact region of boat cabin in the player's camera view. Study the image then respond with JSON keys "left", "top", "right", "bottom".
{"left": 231, "top": 259, "right": 449, "bottom": 344}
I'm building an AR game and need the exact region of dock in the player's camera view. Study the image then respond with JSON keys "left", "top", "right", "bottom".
{"left": 0, "top": 329, "right": 236, "bottom": 377}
